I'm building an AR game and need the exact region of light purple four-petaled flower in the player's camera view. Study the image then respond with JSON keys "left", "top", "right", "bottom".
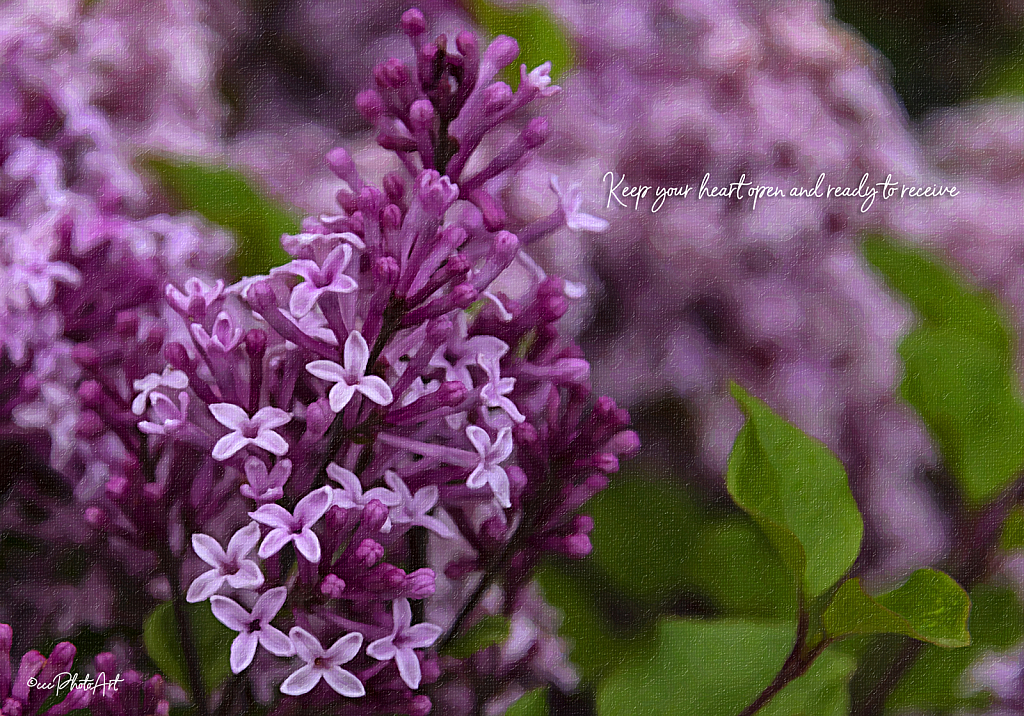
{"left": 187, "top": 521, "right": 265, "bottom": 602}
{"left": 385, "top": 471, "right": 453, "bottom": 538}
{"left": 366, "top": 598, "right": 442, "bottom": 690}
{"left": 273, "top": 242, "right": 358, "bottom": 317}
{"left": 211, "top": 587, "right": 294, "bottom": 673}
{"left": 328, "top": 463, "right": 400, "bottom": 531}
{"left": 306, "top": 331, "right": 394, "bottom": 413}
{"left": 210, "top": 404, "right": 291, "bottom": 461}
{"left": 249, "top": 486, "right": 333, "bottom": 562}
{"left": 466, "top": 425, "right": 514, "bottom": 508}
{"left": 281, "top": 627, "right": 365, "bottom": 697}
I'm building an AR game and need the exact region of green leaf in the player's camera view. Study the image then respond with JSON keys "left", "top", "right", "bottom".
{"left": 823, "top": 570, "right": 971, "bottom": 648}
{"left": 863, "top": 236, "right": 1024, "bottom": 503}
{"left": 464, "top": 0, "right": 572, "bottom": 86}
{"left": 506, "top": 688, "right": 548, "bottom": 716}
{"left": 143, "top": 601, "right": 234, "bottom": 695}
{"left": 587, "top": 478, "right": 702, "bottom": 601}
{"left": 759, "top": 650, "right": 856, "bottom": 716}
{"left": 888, "top": 583, "right": 1024, "bottom": 712}
{"left": 1001, "top": 506, "right": 1024, "bottom": 550}
{"left": 899, "top": 328, "right": 1024, "bottom": 502}
{"left": 726, "top": 383, "right": 863, "bottom": 598}
{"left": 145, "top": 158, "right": 298, "bottom": 276}
{"left": 440, "top": 615, "right": 510, "bottom": 658}
{"left": 535, "top": 564, "right": 656, "bottom": 683}
{"left": 683, "top": 518, "right": 798, "bottom": 620}
{"left": 597, "top": 619, "right": 796, "bottom": 716}
{"left": 862, "top": 236, "right": 1010, "bottom": 354}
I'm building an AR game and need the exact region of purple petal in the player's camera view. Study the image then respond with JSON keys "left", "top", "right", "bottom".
{"left": 393, "top": 598, "right": 413, "bottom": 632}
{"left": 212, "top": 432, "right": 249, "bottom": 462}
{"left": 289, "top": 282, "right": 322, "bottom": 318}
{"left": 306, "top": 360, "right": 347, "bottom": 382}
{"left": 394, "top": 647, "right": 422, "bottom": 690}
{"left": 253, "top": 407, "right": 292, "bottom": 430}
{"left": 328, "top": 383, "right": 357, "bottom": 413}
{"left": 259, "top": 625, "right": 295, "bottom": 657}
{"left": 295, "top": 486, "right": 334, "bottom": 525}
{"left": 486, "top": 466, "right": 511, "bottom": 509}
{"left": 186, "top": 570, "right": 224, "bottom": 603}
{"left": 419, "top": 514, "right": 454, "bottom": 538}
{"left": 466, "top": 462, "right": 488, "bottom": 490}
{"left": 293, "top": 530, "right": 322, "bottom": 563}
{"left": 192, "top": 533, "right": 228, "bottom": 567}
{"left": 466, "top": 425, "right": 491, "bottom": 457}
{"left": 344, "top": 331, "right": 371, "bottom": 376}
{"left": 249, "top": 504, "right": 293, "bottom": 530}
{"left": 210, "top": 596, "right": 251, "bottom": 632}
{"left": 365, "top": 637, "right": 396, "bottom": 662}
{"left": 325, "top": 632, "right": 364, "bottom": 665}
{"left": 258, "top": 528, "right": 293, "bottom": 559}
{"left": 410, "top": 485, "right": 439, "bottom": 514}
{"left": 209, "top": 403, "right": 249, "bottom": 430}
{"left": 226, "top": 561, "right": 264, "bottom": 590}
{"left": 356, "top": 376, "right": 394, "bottom": 406}
{"left": 494, "top": 428, "right": 514, "bottom": 461}
{"left": 280, "top": 665, "right": 321, "bottom": 696}
{"left": 323, "top": 667, "right": 365, "bottom": 698}
{"left": 403, "top": 623, "right": 443, "bottom": 649}
{"left": 254, "top": 430, "right": 289, "bottom": 457}
{"left": 226, "top": 522, "right": 262, "bottom": 559}
{"left": 289, "top": 627, "right": 325, "bottom": 662}
{"left": 230, "top": 632, "right": 259, "bottom": 674}
{"left": 253, "top": 586, "right": 288, "bottom": 622}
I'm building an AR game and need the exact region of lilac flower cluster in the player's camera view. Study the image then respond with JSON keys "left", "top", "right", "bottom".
{"left": 0, "top": 623, "right": 172, "bottom": 716}
{"left": 0, "top": 0, "right": 231, "bottom": 644}
{"left": 45, "top": 9, "right": 635, "bottom": 714}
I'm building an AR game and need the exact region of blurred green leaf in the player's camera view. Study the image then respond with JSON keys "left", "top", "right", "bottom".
{"left": 862, "top": 236, "right": 1010, "bottom": 354}
{"left": 727, "top": 383, "right": 863, "bottom": 598}
{"left": 587, "top": 477, "right": 701, "bottom": 602}
{"left": 683, "top": 518, "right": 798, "bottom": 620}
{"left": 888, "top": 583, "right": 1023, "bottom": 712}
{"left": 823, "top": 570, "right": 971, "bottom": 647}
{"left": 596, "top": 619, "right": 795, "bottom": 716}
{"left": 440, "top": 615, "right": 510, "bottom": 658}
{"left": 465, "top": 0, "right": 572, "bottom": 86}
{"left": 1001, "top": 506, "right": 1024, "bottom": 550}
{"left": 759, "top": 650, "right": 857, "bottom": 716}
{"left": 143, "top": 601, "right": 233, "bottom": 695}
{"left": 863, "top": 236, "right": 1024, "bottom": 504}
{"left": 506, "top": 688, "right": 548, "bottom": 716}
{"left": 535, "top": 563, "right": 656, "bottom": 683}
{"left": 146, "top": 158, "right": 298, "bottom": 276}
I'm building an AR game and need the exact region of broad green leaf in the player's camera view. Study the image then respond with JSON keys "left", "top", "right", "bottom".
{"left": 535, "top": 564, "right": 656, "bottom": 683}
{"left": 727, "top": 383, "right": 863, "bottom": 597}
{"left": 146, "top": 158, "right": 298, "bottom": 276}
{"left": 506, "top": 688, "right": 548, "bottom": 716}
{"left": 863, "top": 236, "right": 1024, "bottom": 503}
{"left": 888, "top": 584, "right": 1024, "bottom": 712}
{"left": 143, "top": 601, "right": 233, "bottom": 694}
{"left": 587, "top": 478, "right": 701, "bottom": 601}
{"left": 683, "top": 518, "right": 798, "bottom": 620}
{"left": 1001, "top": 505, "right": 1024, "bottom": 550}
{"left": 759, "top": 650, "right": 856, "bottom": 716}
{"left": 823, "top": 570, "right": 970, "bottom": 647}
{"left": 465, "top": 0, "right": 572, "bottom": 86}
{"left": 899, "top": 328, "right": 1024, "bottom": 502}
{"left": 862, "top": 236, "right": 1010, "bottom": 354}
{"left": 440, "top": 615, "right": 510, "bottom": 658}
{"left": 596, "top": 620, "right": 795, "bottom": 716}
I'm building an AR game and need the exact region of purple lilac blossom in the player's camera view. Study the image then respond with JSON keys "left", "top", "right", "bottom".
{"left": 0, "top": 0, "right": 232, "bottom": 645}
{"left": 1, "top": 8, "right": 639, "bottom": 714}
